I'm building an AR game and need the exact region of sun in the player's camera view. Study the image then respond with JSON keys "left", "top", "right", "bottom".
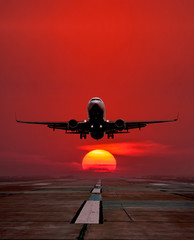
{"left": 82, "top": 149, "right": 116, "bottom": 172}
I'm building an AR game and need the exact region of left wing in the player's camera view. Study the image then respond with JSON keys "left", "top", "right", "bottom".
{"left": 16, "top": 119, "right": 68, "bottom": 130}
{"left": 16, "top": 116, "right": 90, "bottom": 133}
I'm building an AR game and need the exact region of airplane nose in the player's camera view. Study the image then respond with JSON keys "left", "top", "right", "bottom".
{"left": 91, "top": 103, "right": 99, "bottom": 109}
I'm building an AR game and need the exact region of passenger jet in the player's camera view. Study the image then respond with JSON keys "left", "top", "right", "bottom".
{"left": 16, "top": 97, "right": 178, "bottom": 140}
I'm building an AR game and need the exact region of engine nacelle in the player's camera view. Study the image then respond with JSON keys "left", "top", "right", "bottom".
{"left": 68, "top": 119, "right": 78, "bottom": 131}
{"left": 115, "top": 119, "right": 125, "bottom": 130}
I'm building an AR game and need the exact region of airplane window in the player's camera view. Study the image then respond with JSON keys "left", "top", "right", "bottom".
{"left": 91, "top": 98, "right": 102, "bottom": 101}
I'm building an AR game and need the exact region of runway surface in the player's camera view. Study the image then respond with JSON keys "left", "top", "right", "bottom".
{"left": 0, "top": 177, "right": 194, "bottom": 239}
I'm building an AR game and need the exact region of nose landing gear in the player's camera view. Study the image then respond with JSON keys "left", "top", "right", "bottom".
{"left": 107, "top": 133, "right": 114, "bottom": 139}
{"left": 80, "top": 133, "right": 87, "bottom": 139}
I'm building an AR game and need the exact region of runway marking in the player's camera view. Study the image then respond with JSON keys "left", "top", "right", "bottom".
{"left": 72, "top": 180, "right": 103, "bottom": 224}
{"left": 75, "top": 200, "right": 100, "bottom": 224}
{"left": 71, "top": 201, "right": 86, "bottom": 224}
{"left": 92, "top": 188, "right": 101, "bottom": 193}
{"left": 96, "top": 183, "right": 101, "bottom": 187}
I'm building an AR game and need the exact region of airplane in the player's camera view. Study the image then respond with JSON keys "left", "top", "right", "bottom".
{"left": 16, "top": 97, "right": 178, "bottom": 140}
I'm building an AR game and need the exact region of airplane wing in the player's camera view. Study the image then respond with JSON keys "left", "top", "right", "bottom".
{"left": 16, "top": 116, "right": 90, "bottom": 133}
{"left": 125, "top": 117, "right": 178, "bottom": 130}
{"left": 105, "top": 115, "right": 178, "bottom": 134}
{"left": 16, "top": 119, "right": 68, "bottom": 130}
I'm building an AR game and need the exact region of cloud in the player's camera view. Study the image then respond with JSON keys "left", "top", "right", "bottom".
{"left": 72, "top": 161, "right": 81, "bottom": 169}
{"left": 78, "top": 141, "right": 172, "bottom": 157}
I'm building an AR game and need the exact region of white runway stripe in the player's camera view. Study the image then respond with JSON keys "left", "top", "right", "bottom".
{"left": 75, "top": 200, "right": 100, "bottom": 224}
{"left": 92, "top": 188, "right": 101, "bottom": 193}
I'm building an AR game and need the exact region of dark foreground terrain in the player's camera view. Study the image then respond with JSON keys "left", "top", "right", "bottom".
{"left": 0, "top": 177, "right": 194, "bottom": 239}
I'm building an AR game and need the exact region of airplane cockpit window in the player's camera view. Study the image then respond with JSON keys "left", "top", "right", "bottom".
{"left": 91, "top": 98, "right": 102, "bottom": 101}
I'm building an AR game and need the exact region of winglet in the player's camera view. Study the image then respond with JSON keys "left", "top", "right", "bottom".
{"left": 175, "top": 112, "right": 179, "bottom": 121}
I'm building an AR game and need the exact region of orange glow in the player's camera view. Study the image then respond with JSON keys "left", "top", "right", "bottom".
{"left": 79, "top": 141, "right": 170, "bottom": 157}
{"left": 82, "top": 150, "right": 116, "bottom": 172}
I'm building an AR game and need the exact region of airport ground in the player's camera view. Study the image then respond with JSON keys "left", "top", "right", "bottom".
{"left": 0, "top": 177, "right": 194, "bottom": 239}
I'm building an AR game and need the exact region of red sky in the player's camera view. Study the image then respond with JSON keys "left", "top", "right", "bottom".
{"left": 0, "top": 0, "right": 194, "bottom": 177}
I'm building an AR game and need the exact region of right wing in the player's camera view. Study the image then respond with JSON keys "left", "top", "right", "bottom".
{"left": 125, "top": 118, "right": 178, "bottom": 130}
{"left": 104, "top": 115, "right": 178, "bottom": 134}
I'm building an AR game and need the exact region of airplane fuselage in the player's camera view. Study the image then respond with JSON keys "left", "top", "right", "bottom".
{"left": 87, "top": 97, "right": 106, "bottom": 140}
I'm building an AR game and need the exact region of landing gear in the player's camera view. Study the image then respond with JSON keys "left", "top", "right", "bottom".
{"left": 80, "top": 133, "right": 87, "bottom": 139}
{"left": 107, "top": 133, "right": 114, "bottom": 139}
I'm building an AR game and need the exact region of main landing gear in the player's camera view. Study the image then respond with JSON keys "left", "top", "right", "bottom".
{"left": 80, "top": 133, "right": 87, "bottom": 139}
{"left": 107, "top": 133, "right": 114, "bottom": 139}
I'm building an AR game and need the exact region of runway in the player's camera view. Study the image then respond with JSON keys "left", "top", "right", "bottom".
{"left": 0, "top": 177, "right": 194, "bottom": 239}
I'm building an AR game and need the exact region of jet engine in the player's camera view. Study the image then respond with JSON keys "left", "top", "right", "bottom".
{"left": 115, "top": 119, "right": 125, "bottom": 130}
{"left": 68, "top": 119, "right": 78, "bottom": 131}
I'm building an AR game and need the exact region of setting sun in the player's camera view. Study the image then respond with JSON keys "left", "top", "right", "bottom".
{"left": 82, "top": 150, "right": 116, "bottom": 172}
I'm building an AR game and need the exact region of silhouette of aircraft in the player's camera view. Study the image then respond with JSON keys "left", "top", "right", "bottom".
{"left": 16, "top": 97, "right": 178, "bottom": 139}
